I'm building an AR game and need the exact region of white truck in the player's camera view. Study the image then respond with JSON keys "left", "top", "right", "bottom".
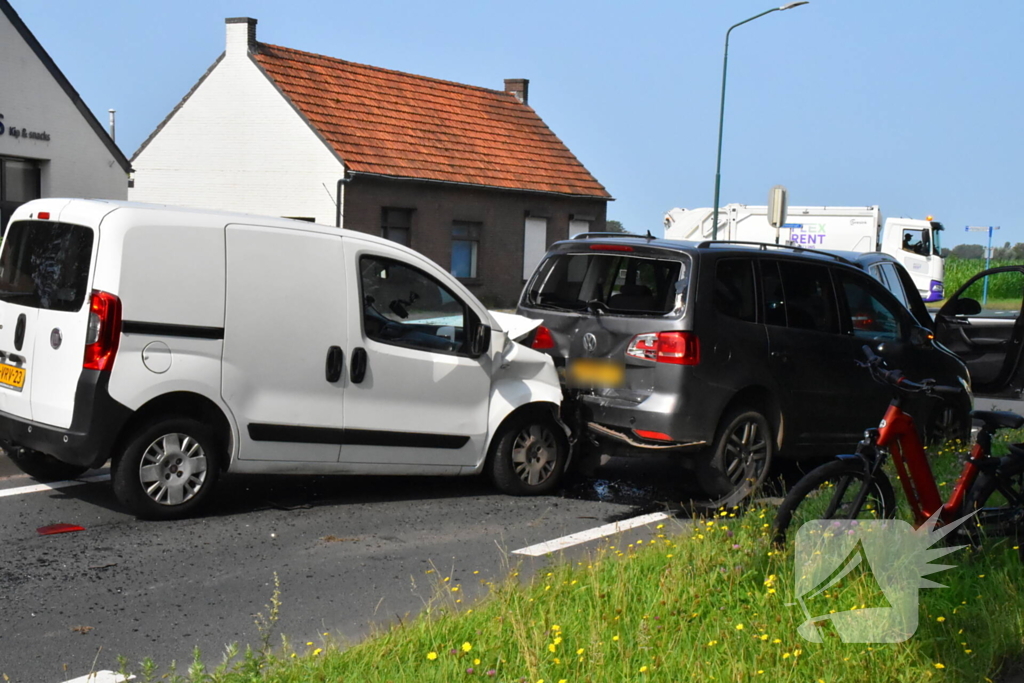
{"left": 663, "top": 204, "right": 946, "bottom": 302}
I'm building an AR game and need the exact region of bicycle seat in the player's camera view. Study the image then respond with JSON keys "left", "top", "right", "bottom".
{"left": 971, "top": 410, "right": 1024, "bottom": 432}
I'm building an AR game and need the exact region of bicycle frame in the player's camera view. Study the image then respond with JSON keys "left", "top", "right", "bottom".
{"left": 875, "top": 401, "right": 986, "bottom": 526}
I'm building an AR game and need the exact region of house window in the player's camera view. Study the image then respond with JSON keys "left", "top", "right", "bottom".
{"left": 523, "top": 217, "right": 548, "bottom": 281}
{"left": 382, "top": 208, "right": 413, "bottom": 247}
{"left": 451, "top": 221, "right": 480, "bottom": 279}
{"left": 1, "top": 157, "right": 41, "bottom": 235}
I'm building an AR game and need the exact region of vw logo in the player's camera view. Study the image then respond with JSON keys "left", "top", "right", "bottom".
{"left": 583, "top": 332, "right": 598, "bottom": 353}
{"left": 50, "top": 328, "right": 63, "bottom": 350}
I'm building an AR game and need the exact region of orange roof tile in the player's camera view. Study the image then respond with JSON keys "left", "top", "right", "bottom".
{"left": 253, "top": 44, "right": 610, "bottom": 199}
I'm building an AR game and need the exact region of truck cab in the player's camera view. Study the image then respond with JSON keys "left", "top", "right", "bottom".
{"left": 880, "top": 217, "right": 945, "bottom": 302}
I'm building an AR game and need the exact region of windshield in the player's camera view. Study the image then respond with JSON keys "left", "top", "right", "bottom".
{"left": 525, "top": 251, "right": 687, "bottom": 315}
{"left": 0, "top": 220, "right": 94, "bottom": 312}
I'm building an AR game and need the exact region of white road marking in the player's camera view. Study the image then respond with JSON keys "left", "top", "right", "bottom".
{"left": 0, "top": 473, "right": 110, "bottom": 499}
{"left": 512, "top": 511, "right": 673, "bottom": 556}
{"left": 64, "top": 671, "right": 134, "bottom": 683}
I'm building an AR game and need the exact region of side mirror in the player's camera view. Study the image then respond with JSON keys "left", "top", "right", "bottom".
{"left": 908, "top": 325, "right": 934, "bottom": 349}
{"left": 949, "top": 298, "right": 982, "bottom": 316}
{"left": 469, "top": 324, "right": 491, "bottom": 357}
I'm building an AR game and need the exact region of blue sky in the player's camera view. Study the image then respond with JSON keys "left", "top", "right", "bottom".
{"left": 13, "top": 0, "right": 1022, "bottom": 248}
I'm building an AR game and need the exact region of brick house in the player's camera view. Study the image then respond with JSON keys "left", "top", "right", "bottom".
{"left": 129, "top": 17, "right": 611, "bottom": 306}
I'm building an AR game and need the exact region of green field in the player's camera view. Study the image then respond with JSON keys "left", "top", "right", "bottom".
{"left": 945, "top": 257, "right": 1024, "bottom": 298}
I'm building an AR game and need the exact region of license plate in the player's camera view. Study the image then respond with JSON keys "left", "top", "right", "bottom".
{"left": 567, "top": 358, "right": 624, "bottom": 388}
{"left": 0, "top": 363, "right": 25, "bottom": 391}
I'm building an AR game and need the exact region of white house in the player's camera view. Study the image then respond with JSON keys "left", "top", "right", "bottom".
{"left": 0, "top": 0, "right": 130, "bottom": 228}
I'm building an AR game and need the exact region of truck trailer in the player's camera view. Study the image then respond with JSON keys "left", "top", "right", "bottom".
{"left": 663, "top": 204, "right": 945, "bottom": 302}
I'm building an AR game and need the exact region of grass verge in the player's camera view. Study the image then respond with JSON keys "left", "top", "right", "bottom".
{"left": 119, "top": 444, "right": 1024, "bottom": 683}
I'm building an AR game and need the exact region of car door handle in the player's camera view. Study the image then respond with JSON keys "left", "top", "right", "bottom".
{"left": 350, "top": 347, "right": 368, "bottom": 384}
{"left": 325, "top": 346, "right": 344, "bottom": 383}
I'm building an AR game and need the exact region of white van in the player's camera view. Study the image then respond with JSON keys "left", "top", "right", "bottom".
{"left": 0, "top": 199, "right": 567, "bottom": 519}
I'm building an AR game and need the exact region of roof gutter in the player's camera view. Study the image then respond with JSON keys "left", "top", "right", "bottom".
{"left": 346, "top": 170, "right": 613, "bottom": 202}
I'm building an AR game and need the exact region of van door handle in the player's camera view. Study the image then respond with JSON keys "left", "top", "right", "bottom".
{"left": 350, "top": 347, "right": 368, "bottom": 384}
{"left": 325, "top": 346, "right": 344, "bottom": 383}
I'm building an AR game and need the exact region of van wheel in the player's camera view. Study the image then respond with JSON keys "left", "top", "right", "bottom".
{"left": 697, "top": 408, "right": 773, "bottom": 509}
{"left": 112, "top": 418, "right": 220, "bottom": 520}
{"left": 7, "top": 448, "right": 89, "bottom": 481}
{"left": 489, "top": 413, "right": 567, "bottom": 496}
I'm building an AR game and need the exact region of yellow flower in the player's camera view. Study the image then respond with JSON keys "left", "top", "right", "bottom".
{"left": 576, "top": 648, "right": 585, "bottom": 655}
{"left": 783, "top": 653, "right": 791, "bottom": 659}
{"left": 462, "top": 642, "right": 473, "bottom": 653}
{"left": 548, "top": 644, "right": 557, "bottom": 653}
{"left": 306, "top": 642, "right": 313, "bottom": 646}
{"left": 452, "top": 586, "right": 460, "bottom": 592}
{"left": 551, "top": 624, "right": 561, "bottom": 631}
{"left": 735, "top": 624, "right": 744, "bottom": 630}
{"left": 934, "top": 663, "right": 945, "bottom": 669}
{"left": 290, "top": 653, "right": 296, "bottom": 658}
{"left": 312, "top": 648, "right": 322, "bottom": 656}
{"left": 640, "top": 665, "right": 649, "bottom": 673}
{"left": 937, "top": 616, "right": 946, "bottom": 622}
{"left": 474, "top": 658, "right": 480, "bottom": 665}
{"left": 760, "top": 634, "right": 769, "bottom": 641}
{"left": 554, "top": 636, "right": 563, "bottom": 645}
{"left": 612, "top": 635, "right": 620, "bottom": 641}
{"left": 707, "top": 640, "right": 718, "bottom": 646}
{"left": 772, "top": 639, "right": 781, "bottom": 644}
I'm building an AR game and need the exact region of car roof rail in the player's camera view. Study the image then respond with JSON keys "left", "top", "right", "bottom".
{"left": 694, "top": 240, "right": 856, "bottom": 266}
{"left": 572, "top": 231, "right": 657, "bottom": 241}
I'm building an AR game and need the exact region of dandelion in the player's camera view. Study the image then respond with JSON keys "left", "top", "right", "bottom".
{"left": 937, "top": 616, "right": 946, "bottom": 622}
{"left": 613, "top": 635, "right": 620, "bottom": 641}
{"left": 707, "top": 640, "right": 718, "bottom": 646}
{"left": 452, "top": 586, "right": 460, "bottom": 592}
{"left": 554, "top": 636, "right": 563, "bottom": 645}
{"left": 772, "top": 639, "right": 781, "bottom": 644}
{"left": 551, "top": 624, "right": 561, "bottom": 632}
{"left": 548, "top": 644, "right": 557, "bottom": 653}
{"left": 577, "top": 648, "right": 585, "bottom": 655}
{"left": 735, "top": 624, "right": 744, "bottom": 630}
{"left": 783, "top": 653, "right": 791, "bottom": 659}
{"left": 760, "top": 634, "right": 769, "bottom": 641}
{"left": 290, "top": 653, "right": 296, "bottom": 658}
{"left": 312, "top": 648, "right": 322, "bottom": 656}
{"left": 462, "top": 642, "right": 473, "bottom": 653}
{"left": 640, "top": 665, "right": 649, "bottom": 673}
{"left": 306, "top": 642, "right": 314, "bottom": 646}
{"left": 934, "top": 663, "right": 945, "bottom": 669}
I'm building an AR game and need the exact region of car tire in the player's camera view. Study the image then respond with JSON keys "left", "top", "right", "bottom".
{"left": 112, "top": 417, "right": 221, "bottom": 520}
{"left": 6, "top": 448, "right": 89, "bottom": 481}
{"left": 489, "top": 412, "right": 567, "bottom": 496}
{"left": 697, "top": 407, "right": 773, "bottom": 508}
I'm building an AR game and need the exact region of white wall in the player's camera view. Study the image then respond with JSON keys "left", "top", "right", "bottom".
{"left": 129, "top": 26, "right": 345, "bottom": 225}
{"left": 0, "top": 15, "right": 127, "bottom": 200}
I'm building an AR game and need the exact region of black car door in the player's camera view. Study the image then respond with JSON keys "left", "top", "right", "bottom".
{"left": 934, "top": 266, "right": 1024, "bottom": 396}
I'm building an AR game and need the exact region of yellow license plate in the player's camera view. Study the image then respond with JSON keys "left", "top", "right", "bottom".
{"left": 567, "top": 358, "right": 624, "bottom": 388}
{"left": 0, "top": 363, "right": 26, "bottom": 391}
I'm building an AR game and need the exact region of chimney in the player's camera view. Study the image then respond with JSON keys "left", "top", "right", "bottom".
{"left": 226, "top": 17, "right": 257, "bottom": 56}
{"left": 504, "top": 78, "right": 529, "bottom": 105}
{"left": 108, "top": 109, "right": 116, "bottom": 141}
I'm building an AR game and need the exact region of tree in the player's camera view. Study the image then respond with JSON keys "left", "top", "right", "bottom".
{"left": 605, "top": 219, "right": 628, "bottom": 233}
{"left": 950, "top": 244, "right": 984, "bottom": 259}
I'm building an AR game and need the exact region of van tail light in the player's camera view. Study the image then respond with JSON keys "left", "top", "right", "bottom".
{"left": 626, "top": 331, "right": 699, "bottom": 365}
{"left": 83, "top": 291, "right": 122, "bottom": 371}
{"left": 531, "top": 325, "right": 556, "bottom": 350}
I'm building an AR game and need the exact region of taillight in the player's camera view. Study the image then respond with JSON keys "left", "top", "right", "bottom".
{"left": 589, "top": 244, "right": 633, "bottom": 252}
{"left": 531, "top": 325, "right": 556, "bottom": 350}
{"left": 626, "top": 331, "right": 699, "bottom": 365}
{"left": 634, "top": 429, "right": 674, "bottom": 442}
{"left": 83, "top": 291, "right": 122, "bottom": 371}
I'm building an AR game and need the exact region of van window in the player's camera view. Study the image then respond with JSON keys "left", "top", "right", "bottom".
{"left": 0, "top": 220, "right": 93, "bottom": 312}
{"left": 525, "top": 252, "right": 686, "bottom": 315}
{"left": 359, "top": 255, "right": 468, "bottom": 354}
{"left": 715, "top": 259, "right": 757, "bottom": 322}
{"left": 761, "top": 260, "right": 840, "bottom": 334}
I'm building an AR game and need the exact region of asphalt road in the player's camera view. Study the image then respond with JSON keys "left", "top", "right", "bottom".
{"left": 0, "top": 454, "right": 696, "bottom": 683}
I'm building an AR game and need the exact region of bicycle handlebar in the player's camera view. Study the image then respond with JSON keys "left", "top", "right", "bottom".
{"left": 859, "top": 345, "right": 963, "bottom": 397}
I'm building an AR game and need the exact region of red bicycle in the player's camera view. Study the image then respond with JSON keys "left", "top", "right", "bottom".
{"left": 773, "top": 345, "right": 1024, "bottom": 552}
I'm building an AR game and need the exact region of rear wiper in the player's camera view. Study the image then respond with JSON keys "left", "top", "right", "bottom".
{"left": 586, "top": 299, "right": 609, "bottom": 315}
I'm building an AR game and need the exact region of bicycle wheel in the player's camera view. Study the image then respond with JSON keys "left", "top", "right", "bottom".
{"left": 963, "top": 458, "right": 1024, "bottom": 557}
{"left": 772, "top": 459, "right": 897, "bottom": 547}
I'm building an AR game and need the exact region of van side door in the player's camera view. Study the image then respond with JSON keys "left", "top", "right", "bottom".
{"left": 341, "top": 240, "right": 490, "bottom": 468}
{"left": 222, "top": 224, "right": 347, "bottom": 463}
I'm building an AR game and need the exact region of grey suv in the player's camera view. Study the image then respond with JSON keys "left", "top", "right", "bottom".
{"left": 517, "top": 235, "right": 972, "bottom": 506}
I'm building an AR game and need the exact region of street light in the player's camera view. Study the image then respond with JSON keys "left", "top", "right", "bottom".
{"left": 711, "top": 2, "right": 809, "bottom": 240}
